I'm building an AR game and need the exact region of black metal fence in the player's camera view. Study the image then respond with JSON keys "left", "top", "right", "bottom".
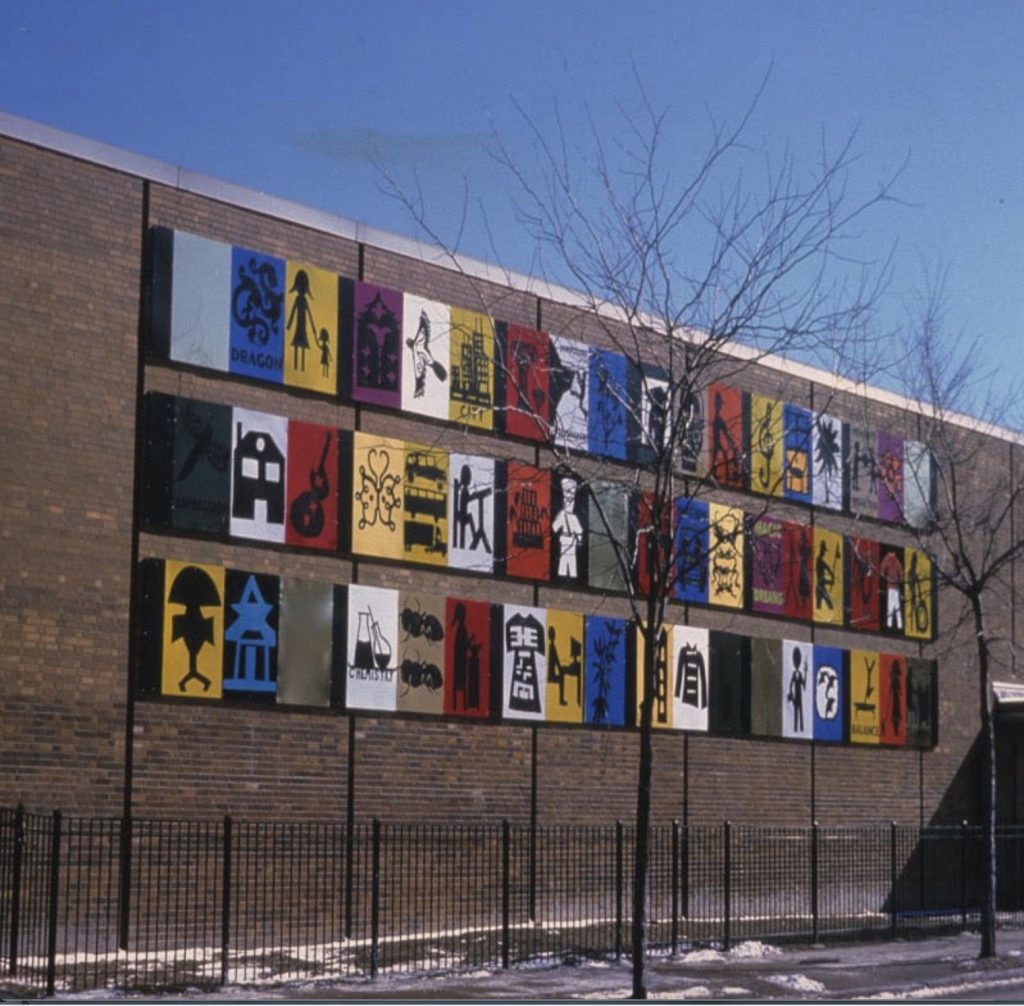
{"left": 3, "top": 806, "right": 1024, "bottom": 997}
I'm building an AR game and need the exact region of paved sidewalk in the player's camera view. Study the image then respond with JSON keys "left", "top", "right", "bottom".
{"left": 89, "top": 929, "right": 1024, "bottom": 1001}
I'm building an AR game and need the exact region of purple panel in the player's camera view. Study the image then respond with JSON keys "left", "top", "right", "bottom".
{"left": 352, "top": 283, "right": 403, "bottom": 409}
{"left": 877, "top": 431, "right": 904, "bottom": 523}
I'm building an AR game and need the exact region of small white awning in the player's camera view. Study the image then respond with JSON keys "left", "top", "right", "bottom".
{"left": 994, "top": 681, "right": 1024, "bottom": 723}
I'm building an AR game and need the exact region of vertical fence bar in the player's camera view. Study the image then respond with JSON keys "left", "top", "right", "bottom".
{"left": 723, "top": 821, "right": 731, "bottom": 952}
{"left": 501, "top": 819, "right": 510, "bottom": 969}
{"left": 889, "top": 821, "right": 897, "bottom": 940}
{"left": 615, "top": 820, "right": 623, "bottom": 962}
{"left": 7, "top": 804, "right": 24, "bottom": 976}
{"left": 960, "top": 820, "right": 968, "bottom": 931}
{"left": 811, "top": 820, "right": 819, "bottom": 944}
{"left": 671, "top": 819, "right": 680, "bottom": 955}
{"left": 221, "top": 816, "right": 232, "bottom": 987}
{"left": 370, "top": 819, "right": 381, "bottom": 979}
{"left": 45, "top": 810, "right": 61, "bottom": 999}
{"left": 117, "top": 813, "right": 132, "bottom": 950}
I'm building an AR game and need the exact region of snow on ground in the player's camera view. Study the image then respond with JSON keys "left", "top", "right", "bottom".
{"left": 765, "top": 972, "right": 827, "bottom": 993}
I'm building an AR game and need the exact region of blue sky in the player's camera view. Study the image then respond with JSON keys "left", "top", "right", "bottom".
{"left": 3, "top": 0, "right": 1022, "bottom": 422}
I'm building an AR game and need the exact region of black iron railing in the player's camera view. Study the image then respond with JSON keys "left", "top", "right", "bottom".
{"left": 2, "top": 807, "right": 1023, "bottom": 996}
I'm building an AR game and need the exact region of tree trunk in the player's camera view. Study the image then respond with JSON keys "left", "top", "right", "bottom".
{"left": 631, "top": 614, "right": 657, "bottom": 999}
{"left": 973, "top": 596, "right": 997, "bottom": 958}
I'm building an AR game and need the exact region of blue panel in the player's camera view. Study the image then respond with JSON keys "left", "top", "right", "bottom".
{"left": 229, "top": 247, "right": 285, "bottom": 384}
{"left": 783, "top": 404, "right": 813, "bottom": 504}
{"left": 674, "top": 498, "right": 709, "bottom": 605}
{"left": 588, "top": 349, "right": 629, "bottom": 460}
{"left": 813, "top": 645, "right": 845, "bottom": 742}
{"left": 584, "top": 615, "right": 627, "bottom": 726}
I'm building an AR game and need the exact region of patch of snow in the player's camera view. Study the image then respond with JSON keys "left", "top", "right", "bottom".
{"left": 767, "top": 972, "right": 826, "bottom": 993}
{"left": 729, "top": 940, "right": 781, "bottom": 959}
{"left": 679, "top": 947, "right": 725, "bottom": 963}
{"left": 649, "top": 985, "right": 711, "bottom": 999}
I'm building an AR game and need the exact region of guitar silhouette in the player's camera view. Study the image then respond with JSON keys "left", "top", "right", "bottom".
{"left": 290, "top": 431, "right": 332, "bottom": 538}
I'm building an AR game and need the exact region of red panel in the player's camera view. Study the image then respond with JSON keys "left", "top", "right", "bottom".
{"left": 506, "top": 463, "right": 551, "bottom": 581}
{"left": 444, "top": 597, "right": 492, "bottom": 718}
{"left": 879, "top": 652, "right": 908, "bottom": 746}
{"left": 504, "top": 325, "right": 551, "bottom": 441}
{"left": 285, "top": 420, "right": 338, "bottom": 550}
{"left": 635, "top": 492, "right": 672, "bottom": 597}
{"left": 708, "top": 383, "right": 745, "bottom": 489}
{"left": 848, "top": 536, "right": 881, "bottom": 632}
{"left": 781, "top": 522, "right": 812, "bottom": 621}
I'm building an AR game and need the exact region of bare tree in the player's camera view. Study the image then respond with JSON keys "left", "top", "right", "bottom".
{"left": 896, "top": 290, "right": 1024, "bottom": 959}
{"left": 379, "top": 81, "right": 898, "bottom": 998}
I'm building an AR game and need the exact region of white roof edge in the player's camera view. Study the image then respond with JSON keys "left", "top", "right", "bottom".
{"left": 3, "top": 109, "right": 1021, "bottom": 447}
{"left": 994, "top": 681, "right": 1024, "bottom": 706}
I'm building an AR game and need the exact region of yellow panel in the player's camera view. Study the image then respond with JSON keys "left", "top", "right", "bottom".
{"left": 709, "top": 504, "right": 745, "bottom": 609}
{"left": 403, "top": 441, "right": 449, "bottom": 567}
{"left": 161, "top": 560, "right": 225, "bottom": 699}
{"left": 545, "top": 609, "right": 585, "bottom": 723}
{"left": 352, "top": 432, "right": 406, "bottom": 561}
{"left": 812, "top": 528, "right": 844, "bottom": 626}
{"left": 749, "top": 395, "right": 784, "bottom": 497}
{"left": 635, "top": 622, "right": 674, "bottom": 729}
{"left": 849, "top": 649, "right": 881, "bottom": 744}
{"left": 904, "top": 547, "right": 934, "bottom": 640}
{"left": 449, "top": 307, "right": 494, "bottom": 429}
{"left": 284, "top": 261, "right": 338, "bottom": 395}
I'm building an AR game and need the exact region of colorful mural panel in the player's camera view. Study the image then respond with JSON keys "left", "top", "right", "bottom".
{"left": 505, "top": 463, "right": 551, "bottom": 580}
{"left": 849, "top": 649, "right": 881, "bottom": 744}
{"left": 284, "top": 262, "right": 337, "bottom": 395}
{"left": 161, "top": 560, "right": 226, "bottom": 699}
{"left": 672, "top": 625, "right": 710, "bottom": 732}
{"left": 781, "top": 640, "right": 814, "bottom": 741}
{"left": 847, "top": 536, "right": 881, "bottom": 632}
{"left": 448, "top": 453, "right": 497, "bottom": 573}
{"left": 397, "top": 591, "right": 446, "bottom": 716}
{"left": 352, "top": 282, "right": 402, "bottom": 408}
{"left": 629, "top": 363, "right": 669, "bottom": 464}
{"left": 708, "top": 503, "right": 744, "bottom": 609}
{"left": 709, "top": 632, "right": 749, "bottom": 735}
{"left": 674, "top": 498, "right": 709, "bottom": 605}
{"left": 879, "top": 652, "right": 907, "bottom": 746}
{"left": 750, "top": 516, "right": 785, "bottom": 617}
{"left": 450, "top": 306, "right": 495, "bottom": 429}
{"left": 444, "top": 597, "right": 492, "bottom": 718}
{"left": 230, "top": 408, "right": 288, "bottom": 544}
{"left": 782, "top": 522, "right": 813, "bottom": 621}
{"left": 708, "top": 383, "right": 746, "bottom": 489}
{"left": 550, "top": 471, "right": 588, "bottom": 586}
{"left": 677, "top": 375, "right": 706, "bottom": 475}
{"left": 812, "top": 528, "right": 844, "bottom": 626}
{"left": 500, "top": 323, "right": 550, "bottom": 441}
{"left": 501, "top": 604, "right": 547, "bottom": 721}
{"left": 402, "top": 442, "right": 449, "bottom": 566}
{"left": 877, "top": 431, "right": 904, "bottom": 524}
{"left": 749, "top": 394, "right": 784, "bottom": 497}
{"left": 285, "top": 420, "right": 339, "bottom": 550}
{"left": 589, "top": 349, "right": 629, "bottom": 460}
{"left": 545, "top": 609, "right": 585, "bottom": 724}
{"left": 903, "top": 547, "right": 934, "bottom": 641}
{"left": 345, "top": 584, "right": 399, "bottom": 712}
{"left": 813, "top": 645, "right": 845, "bottom": 743}
{"left": 584, "top": 615, "right": 627, "bottom": 726}
{"left": 401, "top": 293, "right": 451, "bottom": 420}
{"left": 847, "top": 425, "right": 878, "bottom": 518}
{"left": 634, "top": 623, "right": 673, "bottom": 729}
{"left": 904, "top": 440, "right": 934, "bottom": 530}
{"left": 783, "top": 404, "right": 813, "bottom": 504}
{"left": 879, "top": 544, "right": 905, "bottom": 636}
{"left": 229, "top": 246, "right": 285, "bottom": 383}
{"left": 906, "top": 658, "right": 936, "bottom": 749}
{"left": 549, "top": 335, "right": 590, "bottom": 450}
{"left": 635, "top": 492, "right": 671, "bottom": 596}
{"left": 813, "top": 412, "right": 846, "bottom": 510}
{"left": 351, "top": 432, "right": 406, "bottom": 561}
{"left": 588, "top": 480, "right": 630, "bottom": 592}
{"left": 222, "top": 569, "right": 279, "bottom": 699}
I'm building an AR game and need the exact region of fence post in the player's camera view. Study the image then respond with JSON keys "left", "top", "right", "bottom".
{"left": 46, "top": 810, "right": 61, "bottom": 999}
{"left": 615, "top": 820, "right": 623, "bottom": 962}
{"left": 221, "top": 815, "right": 232, "bottom": 987}
{"left": 8, "top": 804, "right": 24, "bottom": 976}
{"left": 117, "top": 812, "right": 132, "bottom": 950}
{"left": 889, "top": 820, "right": 898, "bottom": 940}
{"left": 370, "top": 818, "right": 381, "bottom": 979}
{"left": 960, "top": 820, "right": 968, "bottom": 931}
{"left": 811, "top": 820, "right": 819, "bottom": 944}
{"left": 671, "top": 819, "right": 680, "bottom": 955}
{"left": 501, "top": 819, "right": 510, "bottom": 969}
{"left": 723, "top": 820, "right": 731, "bottom": 952}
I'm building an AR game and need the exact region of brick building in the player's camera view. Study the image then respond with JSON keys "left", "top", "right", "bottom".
{"left": 1, "top": 111, "right": 1021, "bottom": 831}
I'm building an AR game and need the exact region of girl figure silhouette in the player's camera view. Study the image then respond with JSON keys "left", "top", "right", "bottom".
{"left": 287, "top": 270, "right": 315, "bottom": 371}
